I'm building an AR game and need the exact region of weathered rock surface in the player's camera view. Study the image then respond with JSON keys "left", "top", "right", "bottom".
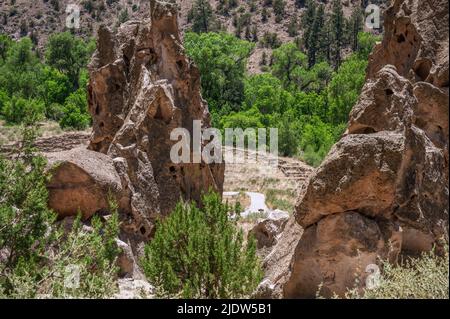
{"left": 250, "top": 210, "right": 290, "bottom": 249}
{"left": 44, "top": 1, "right": 224, "bottom": 248}
{"left": 265, "top": 0, "right": 449, "bottom": 298}
{"left": 254, "top": 217, "right": 303, "bottom": 299}
{"left": 284, "top": 212, "right": 401, "bottom": 298}
{"left": 46, "top": 148, "right": 126, "bottom": 220}
{"left": 86, "top": 0, "right": 224, "bottom": 240}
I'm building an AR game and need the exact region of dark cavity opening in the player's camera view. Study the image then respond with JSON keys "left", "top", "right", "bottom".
{"left": 397, "top": 34, "right": 406, "bottom": 43}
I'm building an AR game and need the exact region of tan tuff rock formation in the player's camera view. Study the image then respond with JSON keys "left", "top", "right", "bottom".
{"left": 47, "top": 1, "right": 224, "bottom": 243}
{"left": 267, "top": 0, "right": 449, "bottom": 298}
{"left": 46, "top": 148, "right": 125, "bottom": 220}
{"left": 250, "top": 210, "right": 290, "bottom": 249}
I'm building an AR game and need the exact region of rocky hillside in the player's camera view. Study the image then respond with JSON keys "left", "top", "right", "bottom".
{"left": 260, "top": 0, "right": 449, "bottom": 298}
{"left": 0, "top": 0, "right": 386, "bottom": 72}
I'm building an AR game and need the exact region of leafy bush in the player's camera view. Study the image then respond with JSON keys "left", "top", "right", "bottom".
{"left": 345, "top": 243, "right": 449, "bottom": 299}
{"left": 0, "top": 118, "right": 119, "bottom": 298}
{"left": 142, "top": 191, "right": 263, "bottom": 298}
{"left": 59, "top": 88, "right": 90, "bottom": 130}
{"left": 2, "top": 96, "right": 45, "bottom": 124}
{"left": 59, "top": 103, "right": 90, "bottom": 130}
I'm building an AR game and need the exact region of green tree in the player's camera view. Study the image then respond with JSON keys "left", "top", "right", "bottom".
{"left": 38, "top": 66, "right": 71, "bottom": 117}
{"left": 220, "top": 106, "right": 264, "bottom": 130}
{"left": 272, "top": 111, "right": 301, "bottom": 157}
{"left": 272, "top": 42, "right": 329, "bottom": 92}
{"left": 141, "top": 191, "right": 263, "bottom": 298}
{"left": 293, "top": 91, "right": 327, "bottom": 120}
{"left": 288, "top": 15, "right": 299, "bottom": 37}
{"left": 190, "top": 0, "right": 215, "bottom": 33}
{"left": 327, "top": 54, "right": 367, "bottom": 124}
{"left": 357, "top": 31, "right": 380, "bottom": 60}
{"left": 184, "top": 32, "right": 254, "bottom": 123}
{"left": 307, "top": 4, "right": 325, "bottom": 67}
{"left": 59, "top": 88, "right": 91, "bottom": 130}
{"left": 242, "top": 73, "right": 293, "bottom": 115}
{"left": 299, "top": 116, "right": 337, "bottom": 167}
{"left": 0, "top": 34, "right": 12, "bottom": 62}
{"left": 261, "top": 7, "right": 268, "bottom": 23}
{"left": 45, "top": 32, "right": 90, "bottom": 89}
{"left": 301, "top": 0, "right": 316, "bottom": 51}
{"left": 330, "top": 0, "right": 345, "bottom": 69}
{"left": 349, "top": 6, "right": 364, "bottom": 51}
{"left": 273, "top": 0, "right": 285, "bottom": 23}
{"left": 0, "top": 37, "right": 41, "bottom": 99}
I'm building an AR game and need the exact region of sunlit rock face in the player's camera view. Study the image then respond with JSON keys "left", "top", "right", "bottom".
{"left": 48, "top": 1, "right": 224, "bottom": 243}
{"left": 263, "top": 0, "right": 449, "bottom": 298}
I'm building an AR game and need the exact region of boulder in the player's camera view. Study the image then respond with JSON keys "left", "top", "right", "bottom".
{"left": 284, "top": 212, "right": 401, "bottom": 298}
{"left": 257, "top": 217, "right": 303, "bottom": 299}
{"left": 295, "top": 131, "right": 406, "bottom": 228}
{"left": 46, "top": 148, "right": 127, "bottom": 220}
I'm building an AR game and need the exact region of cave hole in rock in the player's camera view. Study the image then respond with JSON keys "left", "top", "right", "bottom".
{"left": 397, "top": 34, "right": 406, "bottom": 43}
{"left": 414, "top": 60, "right": 432, "bottom": 81}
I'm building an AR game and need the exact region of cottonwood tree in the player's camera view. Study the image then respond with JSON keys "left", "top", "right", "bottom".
{"left": 45, "top": 32, "right": 90, "bottom": 89}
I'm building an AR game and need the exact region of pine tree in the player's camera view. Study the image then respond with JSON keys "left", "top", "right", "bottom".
{"left": 318, "top": 13, "right": 332, "bottom": 64}
{"left": 330, "top": 0, "right": 344, "bottom": 69}
{"left": 307, "top": 4, "right": 325, "bottom": 67}
{"left": 245, "top": 24, "right": 252, "bottom": 41}
{"left": 251, "top": 25, "right": 258, "bottom": 42}
{"left": 302, "top": 0, "right": 316, "bottom": 51}
{"left": 235, "top": 21, "right": 242, "bottom": 38}
{"left": 349, "top": 6, "right": 363, "bottom": 51}
{"left": 273, "top": 0, "right": 285, "bottom": 23}
{"left": 261, "top": 7, "right": 268, "bottom": 23}
{"left": 260, "top": 51, "right": 267, "bottom": 65}
{"left": 295, "top": 0, "right": 306, "bottom": 8}
{"left": 288, "top": 15, "right": 299, "bottom": 37}
{"left": 191, "top": 0, "right": 215, "bottom": 33}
